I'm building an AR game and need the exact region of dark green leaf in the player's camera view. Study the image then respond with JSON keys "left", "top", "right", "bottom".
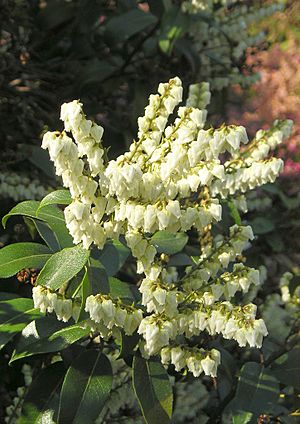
{"left": 269, "top": 346, "right": 300, "bottom": 390}
{"left": 98, "top": 240, "right": 130, "bottom": 276}
{"left": 132, "top": 355, "right": 173, "bottom": 424}
{"left": 150, "top": 231, "right": 188, "bottom": 255}
{"left": 105, "top": 9, "right": 157, "bottom": 45}
{"left": 36, "top": 245, "right": 90, "bottom": 290}
{"left": 226, "top": 362, "right": 279, "bottom": 418}
{"left": 19, "top": 362, "right": 66, "bottom": 424}
{"left": 38, "top": 190, "right": 72, "bottom": 211}
{"left": 248, "top": 217, "right": 275, "bottom": 235}
{"left": 119, "top": 332, "right": 140, "bottom": 361}
{"left": 168, "top": 253, "right": 193, "bottom": 266}
{"left": 58, "top": 350, "right": 113, "bottom": 424}
{"left": 34, "top": 220, "right": 61, "bottom": 252}
{"left": 0, "top": 243, "right": 52, "bottom": 278}
{"left": 0, "top": 297, "right": 41, "bottom": 350}
{"left": 108, "top": 277, "right": 140, "bottom": 301}
{"left": 11, "top": 317, "right": 89, "bottom": 363}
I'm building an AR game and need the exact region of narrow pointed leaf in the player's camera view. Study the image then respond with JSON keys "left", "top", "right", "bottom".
{"left": 132, "top": 355, "right": 173, "bottom": 424}
{"left": 19, "top": 362, "right": 66, "bottom": 424}
{"left": 58, "top": 350, "right": 113, "bottom": 424}
{"left": 0, "top": 243, "right": 52, "bottom": 278}
{"left": 0, "top": 296, "right": 42, "bottom": 350}
{"left": 36, "top": 245, "right": 90, "bottom": 290}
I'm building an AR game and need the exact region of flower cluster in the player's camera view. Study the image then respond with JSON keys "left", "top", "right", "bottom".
{"left": 40, "top": 77, "right": 292, "bottom": 379}
{"left": 161, "top": 346, "right": 221, "bottom": 378}
{"left": 32, "top": 286, "right": 79, "bottom": 322}
{"left": 85, "top": 294, "right": 143, "bottom": 337}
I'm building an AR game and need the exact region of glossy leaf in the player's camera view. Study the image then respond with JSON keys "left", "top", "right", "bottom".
{"left": 38, "top": 189, "right": 72, "bottom": 211}
{"left": 19, "top": 362, "right": 66, "bottom": 424}
{"left": 0, "top": 297, "right": 41, "bottom": 350}
{"left": 0, "top": 242, "right": 52, "bottom": 278}
{"left": 2, "top": 201, "right": 72, "bottom": 248}
{"left": 150, "top": 231, "right": 188, "bottom": 255}
{"left": 36, "top": 245, "right": 90, "bottom": 290}
{"left": 133, "top": 355, "right": 173, "bottom": 424}
{"left": 58, "top": 350, "right": 113, "bottom": 424}
{"left": 10, "top": 317, "right": 89, "bottom": 362}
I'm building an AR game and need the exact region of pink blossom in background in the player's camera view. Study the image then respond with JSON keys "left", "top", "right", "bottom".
{"left": 228, "top": 40, "right": 300, "bottom": 178}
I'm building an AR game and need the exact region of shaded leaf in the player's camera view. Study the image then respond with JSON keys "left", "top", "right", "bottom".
{"left": 58, "top": 350, "right": 113, "bottom": 424}
{"left": 11, "top": 317, "right": 89, "bottom": 363}
{"left": 108, "top": 277, "right": 140, "bottom": 301}
{"left": 150, "top": 231, "right": 188, "bottom": 255}
{"left": 269, "top": 346, "right": 300, "bottom": 390}
{"left": 19, "top": 362, "right": 66, "bottom": 424}
{"left": 133, "top": 355, "right": 173, "bottom": 424}
{"left": 0, "top": 297, "right": 41, "bottom": 350}
{"left": 98, "top": 240, "right": 130, "bottom": 276}
{"left": 36, "top": 245, "right": 90, "bottom": 290}
{"left": 105, "top": 9, "right": 157, "bottom": 45}
{"left": 0, "top": 243, "right": 52, "bottom": 278}
{"left": 33, "top": 220, "right": 61, "bottom": 252}
{"left": 226, "top": 362, "right": 279, "bottom": 418}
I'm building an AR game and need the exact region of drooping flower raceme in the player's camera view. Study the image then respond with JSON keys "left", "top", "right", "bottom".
{"left": 37, "top": 77, "right": 292, "bottom": 379}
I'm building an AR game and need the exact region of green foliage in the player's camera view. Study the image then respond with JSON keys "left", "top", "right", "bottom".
{"left": 36, "top": 245, "right": 90, "bottom": 290}
{"left": 133, "top": 355, "right": 173, "bottom": 424}
{"left": 58, "top": 350, "right": 112, "bottom": 424}
{"left": 0, "top": 243, "right": 51, "bottom": 278}
{"left": 0, "top": 296, "right": 41, "bottom": 350}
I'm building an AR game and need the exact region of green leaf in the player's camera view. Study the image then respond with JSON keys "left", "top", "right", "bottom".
{"left": 2, "top": 201, "right": 73, "bottom": 249}
{"left": 97, "top": 240, "right": 130, "bottom": 276}
{"left": 33, "top": 220, "right": 61, "bottom": 252}
{"left": 119, "top": 332, "right": 140, "bottom": 361}
{"left": 0, "top": 243, "right": 52, "bottom": 278}
{"left": 38, "top": 190, "right": 72, "bottom": 211}
{"left": 132, "top": 355, "right": 173, "bottom": 424}
{"left": 150, "top": 231, "right": 188, "bottom": 255}
{"left": 226, "top": 362, "right": 279, "bottom": 418}
{"left": 19, "top": 362, "right": 66, "bottom": 424}
{"left": 108, "top": 277, "right": 140, "bottom": 301}
{"left": 0, "top": 297, "right": 41, "bottom": 350}
{"left": 10, "top": 317, "right": 89, "bottom": 363}
{"left": 36, "top": 245, "right": 90, "bottom": 290}
{"left": 168, "top": 253, "right": 193, "bottom": 266}
{"left": 105, "top": 9, "right": 157, "bottom": 45}
{"left": 232, "top": 412, "right": 253, "bottom": 424}
{"left": 248, "top": 217, "right": 275, "bottom": 235}
{"left": 269, "top": 346, "right": 300, "bottom": 390}
{"left": 58, "top": 350, "right": 113, "bottom": 424}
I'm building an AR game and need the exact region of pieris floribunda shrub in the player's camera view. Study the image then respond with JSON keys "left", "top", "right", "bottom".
{"left": 0, "top": 78, "right": 297, "bottom": 423}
